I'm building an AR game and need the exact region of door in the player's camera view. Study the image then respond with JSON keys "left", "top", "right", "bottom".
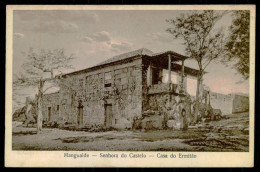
{"left": 78, "top": 101, "right": 84, "bottom": 128}
{"left": 105, "top": 104, "right": 113, "bottom": 127}
{"left": 152, "top": 68, "right": 160, "bottom": 85}
{"left": 48, "top": 107, "right": 51, "bottom": 121}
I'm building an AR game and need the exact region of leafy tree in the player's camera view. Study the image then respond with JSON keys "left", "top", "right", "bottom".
{"left": 166, "top": 10, "right": 226, "bottom": 122}
{"left": 13, "top": 48, "right": 75, "bottom": 133}
{"left": 225, "top": 10, "right": 250, "bottom": 80}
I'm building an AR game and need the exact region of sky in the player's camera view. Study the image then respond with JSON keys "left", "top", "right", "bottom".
{"left": 13, "top": 10, "right": 249, "bottom": 96}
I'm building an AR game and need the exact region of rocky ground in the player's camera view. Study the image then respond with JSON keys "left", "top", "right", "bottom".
{"left": 12, "top": 112, "right": 249, "bottom": 151}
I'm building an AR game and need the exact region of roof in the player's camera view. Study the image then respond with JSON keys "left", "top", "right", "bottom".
{"left": 62, "top": 48, "right": 194, "bottom": 77}
{"left": 173, "top": 63, "right": 202, "bottom": 77}
{"left": 151, "top": 51, "right": 189, "bottom": 61}
{"left": 94, "top": 48, "right": 154, "bottom": 66}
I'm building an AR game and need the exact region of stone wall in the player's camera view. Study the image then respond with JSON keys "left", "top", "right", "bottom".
{"left": 209, "top": 92, "right": 233, "bottom": 115}
{"left": 232, "top": 95, "right": 249, "bottom": 113}
{"left": 145, "top": 94, "right": 194, "bottom": 129}
{"left": 208, "top": 92, "right": 249, "bottom": 115}
{"left": 140, "top": 59, "right": 194, "bottom": 130}
{"left": 42, "top": 92, "right": 60, "bottom": 123}
{"left": 59, "top": 58, "right": 143, "bottom": 129}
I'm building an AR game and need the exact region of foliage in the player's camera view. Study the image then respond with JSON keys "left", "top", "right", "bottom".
{"left": 14, "top": 48, "right": 75, "bottom": 90}
{"left": 166, "top": 10, "right": 226, "bottom": 75}
{"left": 166, "top": 10, "right": 226, "bottom": 123}
{"left": 13, "top": 48, "right": 75, "bottom": 133}
{"left": 225, "top": 10, "right": 250, "bottom": 80}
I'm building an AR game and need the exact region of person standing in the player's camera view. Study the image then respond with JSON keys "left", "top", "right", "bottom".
{"left": 180, "top": 109, "right": 188, "bottom": 130}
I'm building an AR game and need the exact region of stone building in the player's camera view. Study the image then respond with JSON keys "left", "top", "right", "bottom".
{"left": 42, "top": 48, "right": 202, "bottom": 129}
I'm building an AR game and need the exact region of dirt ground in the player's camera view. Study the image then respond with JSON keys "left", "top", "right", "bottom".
{"left": 12, "top": 112, "right": 249, "bottom": 151}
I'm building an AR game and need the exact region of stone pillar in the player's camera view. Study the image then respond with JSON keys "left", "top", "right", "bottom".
{"left": 181, "top": 60, "right": 184, "bottom": 83}
{"left": 184, "top": 75, "right": 187, "bottom": 92}
{"left": 146, "top": 66, "right": 151, "bottom": 86}
{"left": 168, "top": 54, "right": 172, "bottom": 84}
{"left": 168, "top": 54, "right": 172, "bottom": 103}
{"left": 181, "top": 60, "right": 185, "bottom": 92}
{"left": 177, "top": 72, "right": 182, "bottom": 85}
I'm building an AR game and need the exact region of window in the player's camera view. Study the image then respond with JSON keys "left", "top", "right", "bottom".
{"left": 105, "top": 83, "right": 112, "bottom": 87}
{"left": 105, "top": 72, "right": 112, "bottom": 80}
{"left": 48, "top": 107, "right": 51, "bottom": 121}
{"left": 57, "top": 105, "right": 59, "bottom": 111}
{"left": 104, "top": 72, "right": 112, "bottom": 87}
{"left": 151, "top": 68, "right": 161, "bottom": 85}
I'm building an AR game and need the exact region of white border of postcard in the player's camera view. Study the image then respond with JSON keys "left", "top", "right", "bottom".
{"left": 5, "top": 5, "right": 255, "bottom": 167}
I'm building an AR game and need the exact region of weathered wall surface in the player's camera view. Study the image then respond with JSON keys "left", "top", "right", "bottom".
{"left": 42, "top": 92, "right": 60, "bottom": 123}
{"left": 208, "top": 92, "right": 249, "bottom": 115}
{"left": 145, "top": 94, "right": 194, "bottom": 129}
{"left": 232, "top": 95, "right": 249, "bottom": 113}
{"left": 59, "top": 58, "right": 143, "bottom": 128}
{"left": 209, "top": 92, "right": 233, "bottom": 115}
{"left": 141, "top": 59, "right": 194, "bottom": 129}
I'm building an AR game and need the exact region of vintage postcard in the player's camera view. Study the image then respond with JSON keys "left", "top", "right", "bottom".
{"left": 5, "top": 5, "right": 255, "bottom": 167}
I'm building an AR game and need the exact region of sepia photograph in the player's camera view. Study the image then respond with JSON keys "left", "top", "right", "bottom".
{"left": 5, "top": 5, "right": 255, "bottom": 167}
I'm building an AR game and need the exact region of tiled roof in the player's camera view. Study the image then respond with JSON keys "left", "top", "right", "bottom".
{"left": 62, "top": 48, "right": 193, "bottom": 77}
{"left": 151, "top": 50, "right": 189, "bottom": 60}
{"left": 94, "top": 48, "right": 154, "bottom": 67}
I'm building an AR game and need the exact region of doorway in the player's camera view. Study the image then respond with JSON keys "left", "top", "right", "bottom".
{"left": 152, "top": 68, "right": 162, "bottom": 85}
{"left": 78, "top": 101, "right": 84, "bottom": 128}
{"left": 105, "top": 104, "right": 113, "bottom": 127}
{"left": 48, "top": 107, "right": 51, "bottom": 121}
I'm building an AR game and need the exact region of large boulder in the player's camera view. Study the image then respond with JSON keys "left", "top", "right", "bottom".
{"left": 13, "top": 106, "right": 27, "bottom": 122}
{"left": 132, "top": 110, "right": 164, "bottom": 130}
{"left": 13, "top": 96, "right": 37, "bottom": 125}
{"left": 167, "top": 119, "right": 181, "bottom": 129}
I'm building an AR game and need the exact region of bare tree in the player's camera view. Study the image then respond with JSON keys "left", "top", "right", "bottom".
{"left": 13, "top": 48, "right": 75, "bottom": 133}
{"left": 166, "top": 10, "right": 226, "bottom": 122}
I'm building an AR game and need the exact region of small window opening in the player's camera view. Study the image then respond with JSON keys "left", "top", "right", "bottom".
{"left": 105, "top": 83, "right": 112, "bottom": 87}
{"left": 48, "top": 107, "right": 51, "bottom": 121}
{"left": 104, "top": 72, "right": 112, "bottom": 87}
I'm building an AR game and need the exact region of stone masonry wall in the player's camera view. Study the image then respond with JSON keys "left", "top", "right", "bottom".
{"left": 59, "top": 58, "right": 143, "bottom": 129}
{"left": 206, "top": 92, "right": 249, "bottom": 115}
{"left": 140, "top": 60, "right": 193, "bottom": 130}
{"left": 42, "top": 92, "right": 60, "bottom": 123}
{"left": 209, "top": 92, "right": 233, "bottom": 115}
{"left": 232, "top": 95, "right": 249, "bottom": 113}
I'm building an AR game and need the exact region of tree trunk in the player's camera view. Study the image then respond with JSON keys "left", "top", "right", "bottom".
{"left": 194, "top": 74, "right": 202, "bottom": 123}
{"left": 37, "top": 80, "right": 44, "bottom": 134}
